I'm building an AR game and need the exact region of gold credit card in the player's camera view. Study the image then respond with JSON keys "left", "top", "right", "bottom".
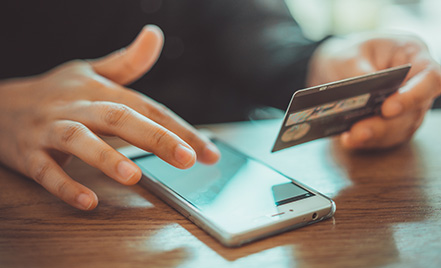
{"left": 272, "top": 64, "right": 411, "bottom": 152}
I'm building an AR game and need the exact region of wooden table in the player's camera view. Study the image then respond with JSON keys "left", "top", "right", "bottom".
{"left": 1, "top": 110, "right": 441, "bottom": 268}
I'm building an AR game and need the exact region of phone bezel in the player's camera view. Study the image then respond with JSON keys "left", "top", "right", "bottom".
{"left": 120, "top": 139, "right": 336, "bottom": 247}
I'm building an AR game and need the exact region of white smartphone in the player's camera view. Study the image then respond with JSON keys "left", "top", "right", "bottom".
{"left": 119, "top": 139, "right": 336, "bottom": 247}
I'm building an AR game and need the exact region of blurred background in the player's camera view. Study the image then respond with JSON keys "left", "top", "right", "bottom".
{"left": 286, "top": 0, "right": 441, "bottom": 63}
{"left": 286, "top": 0, "right": 441, "bottom": 107}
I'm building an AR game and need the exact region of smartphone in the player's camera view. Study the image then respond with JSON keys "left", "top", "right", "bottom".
{"left": 119, "top": 139, "right": 336, "bottom": 247}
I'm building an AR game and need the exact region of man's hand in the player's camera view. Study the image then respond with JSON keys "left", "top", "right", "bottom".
{"left": 307, "top": 32, "right": 441, "bottom": 149}
{"left": 0, "top": 25, "right": 220, "bottom": 210}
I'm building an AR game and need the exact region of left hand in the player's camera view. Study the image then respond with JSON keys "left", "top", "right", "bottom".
{"left": 307, "top": 32, "right": 441, "bottom": 149}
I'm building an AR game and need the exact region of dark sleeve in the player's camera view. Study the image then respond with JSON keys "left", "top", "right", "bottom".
{"left": 137, "top": 0, "right": 323, "bottom": 123}
{"left": 203, "top": 0, "right": 323, "bottom": 110}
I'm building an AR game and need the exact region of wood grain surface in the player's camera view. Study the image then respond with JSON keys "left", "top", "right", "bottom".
{"left": 1, "top": 111, "right": 441, "bottom": 268}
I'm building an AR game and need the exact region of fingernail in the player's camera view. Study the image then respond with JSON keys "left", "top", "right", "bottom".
{"left": 203, "top": 143, "right": 221, "bottom": 163}
{"left": 385, "top": 100, "right": 403, "bottom": 117}
{"left": 76, "top": 193, "right": 92, "bottom": 210}
{"left": 341, "top": 132, "right": 351, "bottom": 144}
{"left": 175, "top": 144, "right": 196, "bottom": 168}
{"left": 143, "top": 24, "right": 162, "bottom": 35}
{"left": 117, "top": 161, "right": 138, "bottom": 182}
{"left": 144, "top": 24, "right": 158, "bottom": 31}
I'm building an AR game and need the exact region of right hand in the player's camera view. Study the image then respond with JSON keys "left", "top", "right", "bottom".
{"left": 307, "top": 33, "right": 441, "bottom": 150}
{"left": 0, "top": 25, "right": 220, "bottom": 210}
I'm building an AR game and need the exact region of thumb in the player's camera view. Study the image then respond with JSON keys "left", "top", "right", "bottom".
{"left": 90, "top": 24, "right": 164, "bottom": 85}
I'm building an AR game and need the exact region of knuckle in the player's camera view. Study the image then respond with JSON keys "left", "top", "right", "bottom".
{"left": 83, "top": 76, "right": 108, "bottom": 92}
{"left": 150, "top": 128, "right": 170, "bottom": 147}
{"left": 96, "top": 148, "right": 113, "bottom": 164}
{"left": 60, "top": 123, "right": 86, "bottom": 146}
{"left": 121, "top": 56, "right": 138, "bottom": 75}
{"left": 102, "top": 104, "right": 132, "bottom": 127}
{"left": 147, "top": 103, "right": 171, "bottom": 122}
{"left": 54, "top": 179, "right": 70, "bottom": 198}
{"left": 32, "top": 160, "right": 51, "bottom": 186}
{"left": 60, "top": 59, "right": 88, "bottom": 71}
{"left": 63, "top": 61, "right": 94, "bottom": 80}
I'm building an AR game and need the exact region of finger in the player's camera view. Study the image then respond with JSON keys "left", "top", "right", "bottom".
{"left": 101, "top": 89, "right": 220, "bottom": 164}
{"left": 27, "top": 151, "right": 98, "bottom": 210}
{"left": 340, "top": 117, "right": 386, "bottom": 149}
{"left": 340, "top": 114, "right": 419, "bottom": 149}
{"left": 58, "top": 102, "right": 197, "bottom": 169}
{"left": 382, "top": 66, "right": 441, "bottom": 118}
{"left": 46, "top": 120, "right": 142, "bottom": 185}
{"left": 57, "top": 71, "right": 221, "bottom": 165}
{"left": 90, "top": 25, "right": 164, "bottom": 85}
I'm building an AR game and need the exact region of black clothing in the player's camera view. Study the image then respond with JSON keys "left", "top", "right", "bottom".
{"left": 1, "top": 0, "right": 321, "bottom": 124}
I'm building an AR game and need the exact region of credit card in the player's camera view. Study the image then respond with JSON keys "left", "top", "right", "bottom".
{"left": 271, "top": 64, "right": 411, "bottom": 152}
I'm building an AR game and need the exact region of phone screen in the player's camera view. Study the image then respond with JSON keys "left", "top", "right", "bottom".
{"left": 133, "top": 140, "right": 314, "bottom": 233}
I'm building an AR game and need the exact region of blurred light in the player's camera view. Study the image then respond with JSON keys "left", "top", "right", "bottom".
{"left": 285, "top": 0, "right": 441, "bottom": 62}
